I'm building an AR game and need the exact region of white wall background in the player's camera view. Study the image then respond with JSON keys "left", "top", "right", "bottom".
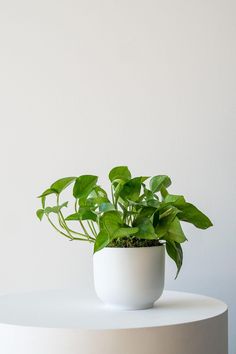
{"left": 0, "top": 0, "right": 235, "bottom": 352}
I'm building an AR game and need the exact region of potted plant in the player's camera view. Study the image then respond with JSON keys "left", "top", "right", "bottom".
{"left": 36, "top": 166, "right": 212, "bottom": 310}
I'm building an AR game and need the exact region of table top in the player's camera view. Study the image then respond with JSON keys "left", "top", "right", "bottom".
{"left": 0, "top": 289, "right": 227, "bottom": 330}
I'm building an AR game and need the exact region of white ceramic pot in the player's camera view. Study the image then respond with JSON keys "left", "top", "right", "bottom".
{"left": 93, "top": 245, "right": 165, "bottom": 310}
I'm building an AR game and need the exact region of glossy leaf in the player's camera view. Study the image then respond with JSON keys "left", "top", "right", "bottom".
{"left": 142, "top": 186, "right": 155, "bottom": 201}
{"left": 65, "top": 213, "right": 80, "bottom": 221}
{"left": 138, "top": 206, "right": 157, "bottom": 218}
{"left": 114, "top": 180, "right": 126, "bottom": 200}
{"left": 165, "top": 194, "right": 185, "bottom": 206}
{"left": 113, "top": 227, "right": 139, "bottom": 238}
{"left": 159, "top": 206, "right": 180, "bottom": 221}
{"left": 134, "top": 217, "right": 157, "bottom": 239}
{"left": 166, "top": 241, "right": 183, "bottom": 278}
{"left": 156, "top": 207, "right": 184, "bottom": 239}
{"left": 73, "top": 175, "right": 98, "bottom": 199}
{"left": 177, "top": 203, "right": 213, "bottom": 229}
{"left": 109, "top": 166, "right": 131, "bottom": 182}
{"left": 156, "top": 217, "right": 187, "bottom": 243}
{"left": 146, "top": 199, "right": 160, "bottom": 208}
{"left": 38, "top": 188, "right": 56, "bottom": 198}
{"left": 150, "top": 175, "right": 171, "bottom": 193}
{"left": 141, "top": 176, "right": 150, "bottom": 182}
{"left": 94, "top": 230, "right": 110, "bottom": 253}
{"left": 79, "top": 196, "right": 109, "bottom": 208}
{"left": 93, "top": 186, "right": 108, "bottom": 198}
{"left": 99, "top": 202, "right": 116, "bottom": 213}
{"left": 120, "top": 177, "right": 142, "bottom": 202}
{"left": 160, "top": 186, "right": 168, "bottom": 198}
{"left": 50, "top": 177, "right": 76, "bottom": 194}
{"left": 99, "top": 210, "right": 122, "bottom": 237}
{"left": 66, "top": 208, "right": 97, "bottom": 222}
{"left": 36, "top": 209, "right": 44, "bottom": 221}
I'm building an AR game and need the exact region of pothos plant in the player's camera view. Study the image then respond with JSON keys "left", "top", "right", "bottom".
{"left": 36, "top": 166, "right": 213, "bottom": 277}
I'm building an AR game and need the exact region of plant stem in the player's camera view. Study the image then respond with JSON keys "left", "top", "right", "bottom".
{"left": 91, "top": 221, "right": 97, "bottom": 236}
{"left": 78, "top": 220, "right": 87, "bottom": 235}
{"left": 75, "top": 199, "right": 78, "bottom": 213}
{"left": 59, "top": 210, "right": 79, "bottom": 238}
{"left": 46, "top": 215, "right": 73, "bottom": 240}
{"left": 47, "top": 214, "right": 94, "bottom": 242}
{"left": 56, "top": 194, "right": 92, "bottom": 241}
{"left": 60, "top": 221, "right": 89, "bottom": 238}
{"left": 111, "top": 184, "right": 115, "bottom": 204}
{"left": 87, "top": 221, "right": 96, "bottom": 237}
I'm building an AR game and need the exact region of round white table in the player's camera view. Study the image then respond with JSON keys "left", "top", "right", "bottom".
{"left": 0, "top": 290, "right": 228, "bottom": 354}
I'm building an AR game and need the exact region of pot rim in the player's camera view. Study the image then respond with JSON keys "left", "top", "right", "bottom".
{"left": 101, "top": 243, "right": 166, "bottom": 250}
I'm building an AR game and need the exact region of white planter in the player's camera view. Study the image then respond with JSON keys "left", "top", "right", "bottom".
{"left": 93, "top": 245, "right": 165, "bottom": 310}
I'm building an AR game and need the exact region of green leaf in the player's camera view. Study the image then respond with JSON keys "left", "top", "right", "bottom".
{"left": 99, "top": 202, "right": 116, "bottom": 213}
{"left": 134, "top": 217, "right": 157, "bottom": 240}
{"left": 94, "top": 230, "right": 110, "bottom": 253}
{"left": 50, "top": 177, "right": 76, "bottom": 194}
{"left": 114, "top": 180, "right": 126, "bottom": 201}
{"left": 157, "top": 217, "right": 187, "bottom": 243}
{"left": 66, "top": 208, "right": 97, "bottom": 222}
{"left": 109, "top": 166, "right": 131, "bottom": 182}
{"left": 38, "top": 188, "right": 56, "bottom": 198}
{"left": 44, "top": 202, "right": 68, "bottom": 215}
{"left": 78, "top": 207, "right": 97, "bottom": 221}
{"left": 146, "top": 199, "right": 160, "bottom": 208}
{"left": 79, "top": 196, "right": 109, "bottom": 208}
{"left": 177, "top": 203, "right": 213, "bottom": 229}
{"left": 73, "top": 175, "right": 98, "bottom": 199}
{"left": 41, "top": 195, "right": 46, "bottom": 209}
{"left": 65, "top": 213, "right": 80, "bottom": 221}
{"left": 153, "top": 210, "right": 160, "bottom": 227}
{"left": 160, "top": 186, "right": 168, "bottom": 198}
{"left": 138, "top": 206, "right": 157, "bottom": 218}
{"left": 150, "top": 175, "right": 171, "bottom": 193}
{"left": 113, "top": 227, "right": 139, "bottom": 238}
{"left": 159, "top": 206, "right": 180, "bottom": 220}
{"left": 141, "top": 176, "right": 150, "bottom": 182}
{"left": 166, "top": 241, "right": 183, "bottom": 278}
{"left": 79, "top": 197, "right": 96, "bottom": 207}
{"left": 120, "top": 177, "right": 143, "bottom": 202}
{"left": 165, "top": 194, "right": 186, "bottom": 206}
{"left": 38, "top": 188, "right": 56, "bottom": 209}
{"left": 93, "top": 186, "right": 108, "bottom": 198}
{"left": 36, "top": 209, "right": 44, "bottom": 221}
{"left": 141, "top": 186, "right": 155, "bottom": 201}
{"left": 99, "top": 210, "right": 122, "bottom": 238}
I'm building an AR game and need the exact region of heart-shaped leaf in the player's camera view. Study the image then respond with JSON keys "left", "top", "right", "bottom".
{"left": 50, "top": 177, "right": 76, "bottom": 194}
{"left": 120, "top": 177, "right": 143, "bottom": 202}
{"left": 150, "top": 175, "right": 171, "bottom": 193}
{"left": 36, "top": 209, "right": 44, "bottom": 221}
{"left": 109, "top": 166, "right": 131, "bottom": 182}
{"left": 99, "top": 210, "right": 122, "bottom": 238}
{"left": 94, "top": 230, "right": 110, "bottom": 253}
{"left": 73, "top": 175, "right": 98, "bottom": 199}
